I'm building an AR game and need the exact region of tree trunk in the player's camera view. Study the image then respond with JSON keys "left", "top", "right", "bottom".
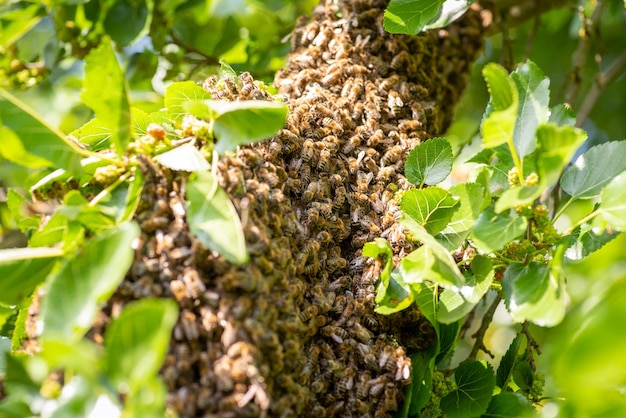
{"left": 25, "top": 1, "right": 485, "bottom": 417}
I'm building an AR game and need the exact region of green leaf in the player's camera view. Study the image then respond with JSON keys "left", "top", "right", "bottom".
{"left": 535, "top": 124, "right": 587, "bottom": 188}
{"left": 398, "top": 221, "right": 465, "bottom": 289}
{"left": 510, "top": 60, "right": 550, "bottom": 159}
{"left": 383, "top": 0, "right": 444, "bottom": 34}
{"left": 364, "top": 238, "right": 394, "bottom": 303}
{"left": 39, "top": 338, "right": 101, "bottom": 378}
{"left": 103, "top": 169, "right": 144, "bottom": 223}
{"left": 0, "top": 90, "right": 84, "bottom": 174}
{"left": 481, "top": 63, "right": 519, "bottom": 149}
{"left": 405, "top": 137, "right": 453, "bottom": 186}
{"left": 565, "top": 223, "right": 620, "bottom": 260}
{"left": 423, "top": 0, "right": 473, "bottom": 30}
{"left": 496, "top": 334, "right": 523, "bottom": 388}
{"left": 81, "top": 37, "right": 131, "bottom": 157}
{"left": 103, "top": 0, "right": 152, "bottom": 46}
{"left": 28, "top": 212, "right": 68, "bottom": 247}
{"left": 400, "top": 188, "right": 459, "bottom": 235}
{"left": 186, "top": 171, "right": 248, "bottom": 264}
{"left": 0, "top": 247, "right": 63, "bottom": 306}
{"left": 437, "top": 256, "right": 494, "bottom": 324}
{"left": 105, "top": 299, "right": 178, "bottom": 393}
{"left": 413, "top": 281, "right": 439, "bottom": 326}
{"left": 407, "top": 345, "right": 440, "bottom": 414}
{"left": 494, "top": 185, "right": 541, "bottom": 214}
{"left": 70, "top": 117, "right": 112, "bottom": 151}
{"left": 513, "top": 361, "right": 534, "bottom": 391}
{"left": 208, "top": 100, "right": 288, "bottom": 154}
{"left": 441, "top": 360, "right": 495, "bottom": 418}
{"left": 40, "top": 222, "right": 140, "bottom": 342}
{"left": 482, "top": 392, "right": 535, "bottom": 417}
{"left": 0, "top": 2, "right": 44, "bottom": 46}
{"left": 6, "top": 189, "right": 40, "bottom": 232}
{"left": 561, "top": 141, "right": 626, "bottom": 200}
{"left": 374, "top": 270, "right": 414, "bottom": 314}
{"left": 472, "top": 206, "right": 527, "bottom": 253}
{"left": 549, "top": 103, "right": 576, "bottom": 127}
{"left": 597, "top": 172, "right": 626, "bottom": 230}
{"left": 437, "top": 182, "right": 487, "bottom": 250}
{"left": 164, "top": 81, "right": 212, "bottom": 123}
{"left": 154, "top": 143, "right": 210, "bottom": 172}
{"left": 502, "top": 261, "right": 566, "bottom": 326}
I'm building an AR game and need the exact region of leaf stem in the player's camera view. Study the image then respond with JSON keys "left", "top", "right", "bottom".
{"left": 467, "top": 293, "right": 501, "bottom": 361}
{"left": 552, "top": 198, "right": 573, "bottom": 223}
{"left": 89, "top": 171, "right": 132, "bottom": 207}
{"left": 507, "top": 138, "right": 525, "bottom": 185}
{"left": 563, "top": 209, "right": 600, "bottom": 235}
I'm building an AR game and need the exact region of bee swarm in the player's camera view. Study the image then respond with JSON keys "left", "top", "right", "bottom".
{"left": 24, "top": 0, "right": 484, "bottom": 417}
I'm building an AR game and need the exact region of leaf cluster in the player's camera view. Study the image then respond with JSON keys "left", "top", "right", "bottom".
{"left": 368, "top": 59, "right": 626, "bottom": 417}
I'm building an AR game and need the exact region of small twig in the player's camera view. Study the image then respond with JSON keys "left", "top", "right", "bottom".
{"left": 576, "top": 51, "right": 626, "bottom": 127}
{"left": 565, "top": 1, "right": 605, "bottom": 106}
{"left": 468, "top": 294, "right": 501, "bottom": 361}
{"left": 521, "top": 321, "right": 542, "bottom": 371}
{"left": 523, "top": 15, "right": 541, "bottom": 62}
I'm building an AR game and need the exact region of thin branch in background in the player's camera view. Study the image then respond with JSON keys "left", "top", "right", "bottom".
{"left": 521, "top": 321, "right": 542, "bottom": 371}
{"left": 468, "top": 294, "right": 501, "bottom": 361}
{"left": 483, "top": 0, "right": 578, "bottom": 36}
{"left": 523, "top": 15, "right": 541, "bottom": 62}
{"left": 576, "top": 51, "right": 626, "bottom": 127}
{"left": 565, "top": 1, "right": 605, "bottom": 106}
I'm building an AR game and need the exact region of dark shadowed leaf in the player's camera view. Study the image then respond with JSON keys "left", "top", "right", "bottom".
{"left": 186, "top": 171, "right": 248, "bottom": 264}
{"left": 405, "top": 137, "right": 453, "bottom": 186}
{"left": 502, "top": 260, "right": 566, "bottom": 326}
{"left": 482, "top": 392, "right": 535, "bottom": 417}
{"left": 81, "top": 37, "right": 131, "bottom": 156}
{"left": 561, "top": 141, "right": 626, "bottom": 199}
{"left": 496, "top": 334, "right": 523, "bottom": 388}
{"left": 105, "top": 299, "right": 178, "bottom": 393}
{"left": 40, "top": 222, "right": 140, "bottom": 342}
{"left": 103, "top": 0, "right": 152, "bottom": 46}
{"left": 441, "top": 360, "right": 495, "bottom": 418}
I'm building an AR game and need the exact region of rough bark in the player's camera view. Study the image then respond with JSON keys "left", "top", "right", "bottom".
{"left": 24, "top": 1, "right": 485, "bottom": 417}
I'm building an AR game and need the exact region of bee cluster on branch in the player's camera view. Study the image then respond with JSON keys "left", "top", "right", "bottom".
{"left": 23, "top": 0, "right": 483, "bottom": 417}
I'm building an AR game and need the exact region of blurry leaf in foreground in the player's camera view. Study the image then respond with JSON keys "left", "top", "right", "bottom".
{"left": 186, "top": 171, "right": 248, "bottom": 264}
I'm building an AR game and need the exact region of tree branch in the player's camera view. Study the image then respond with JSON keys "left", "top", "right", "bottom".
{"left": 481, "top": 0, "right": 578, "bottom": 36}
{"left": 468, "top": 294, "right": 501, "bottom": 361}
{"left": 576, "top": 51, "right": 626, "bottom": 127}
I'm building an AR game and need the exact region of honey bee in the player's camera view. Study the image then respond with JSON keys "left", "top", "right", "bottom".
{"left": 352, "top": 322, "right": 374, "bottom": 344}
{"left": 322, "top": 69, "right": 343, "bottom": 86}
{"left": 356, "top": 170, "right": 374, "bottom": 192}
{"left": 390, "top": 50, "right": 409, "bottom": 70}
{"left": 379, "top": 75, "right": 399, "bottom": 91}
{"left": 395, "top": 356, "right": 411, "bottom": 382}
{"left": 329, "top": 276, "right": 350, "bottom": 292}
{"left": 377, "top": 165, "right": 396, "bottom": 182}
{"left": 321, "top": 325, "right": 349, "bottom": 344}
{"left": 301, "top": 139, "right": 315, "bottom": 162}
{"left": 337, "top": 366, "right": 357, "bottom": 393}
{"left": 170, "top": 278, "right": 191, "bottom": 305}
{"left": 326, "top": 256, "right": 347, "bottom": 273}
{"left": 311, "top": 377, "right": 329, "bottom": 394}
{"left": 321, "top": 117, "right": 343, "bottom": 134}
{"left": 318, "top": 149, "right": 331, "bottom": 171}
{"left": 364, "top": 101, "right": 381, "bottom": 121}
{"left": 364, "top": 314, "right": 380, "bottom": 331}
{"left": 388, "top": 90, "right": 404, "bottom": 117}
{"left": 381, "top": 383, "right": 399, "bottom": 411}
{"left": 316, "top": 230, "right": 332, "bottom": 243}
{"left": 351, "top": 101, "right": 365, "bottom": 120}
{"left": 299, "top": 305, "right": 319, "bottom": 323}
{"left": 367, "top": 129, "right": 384, "bottom": 147}
{"left": 381, "top": 145, "right": 403, "bottom": 166}
{"left": 180, "top": 309, "right": 199, "bottom": 341}
{"left": 302, "top": 181, "right": 319, "bottom": 202}
{"left": 181, "top": 268, "right": 206, "bottom": 299}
